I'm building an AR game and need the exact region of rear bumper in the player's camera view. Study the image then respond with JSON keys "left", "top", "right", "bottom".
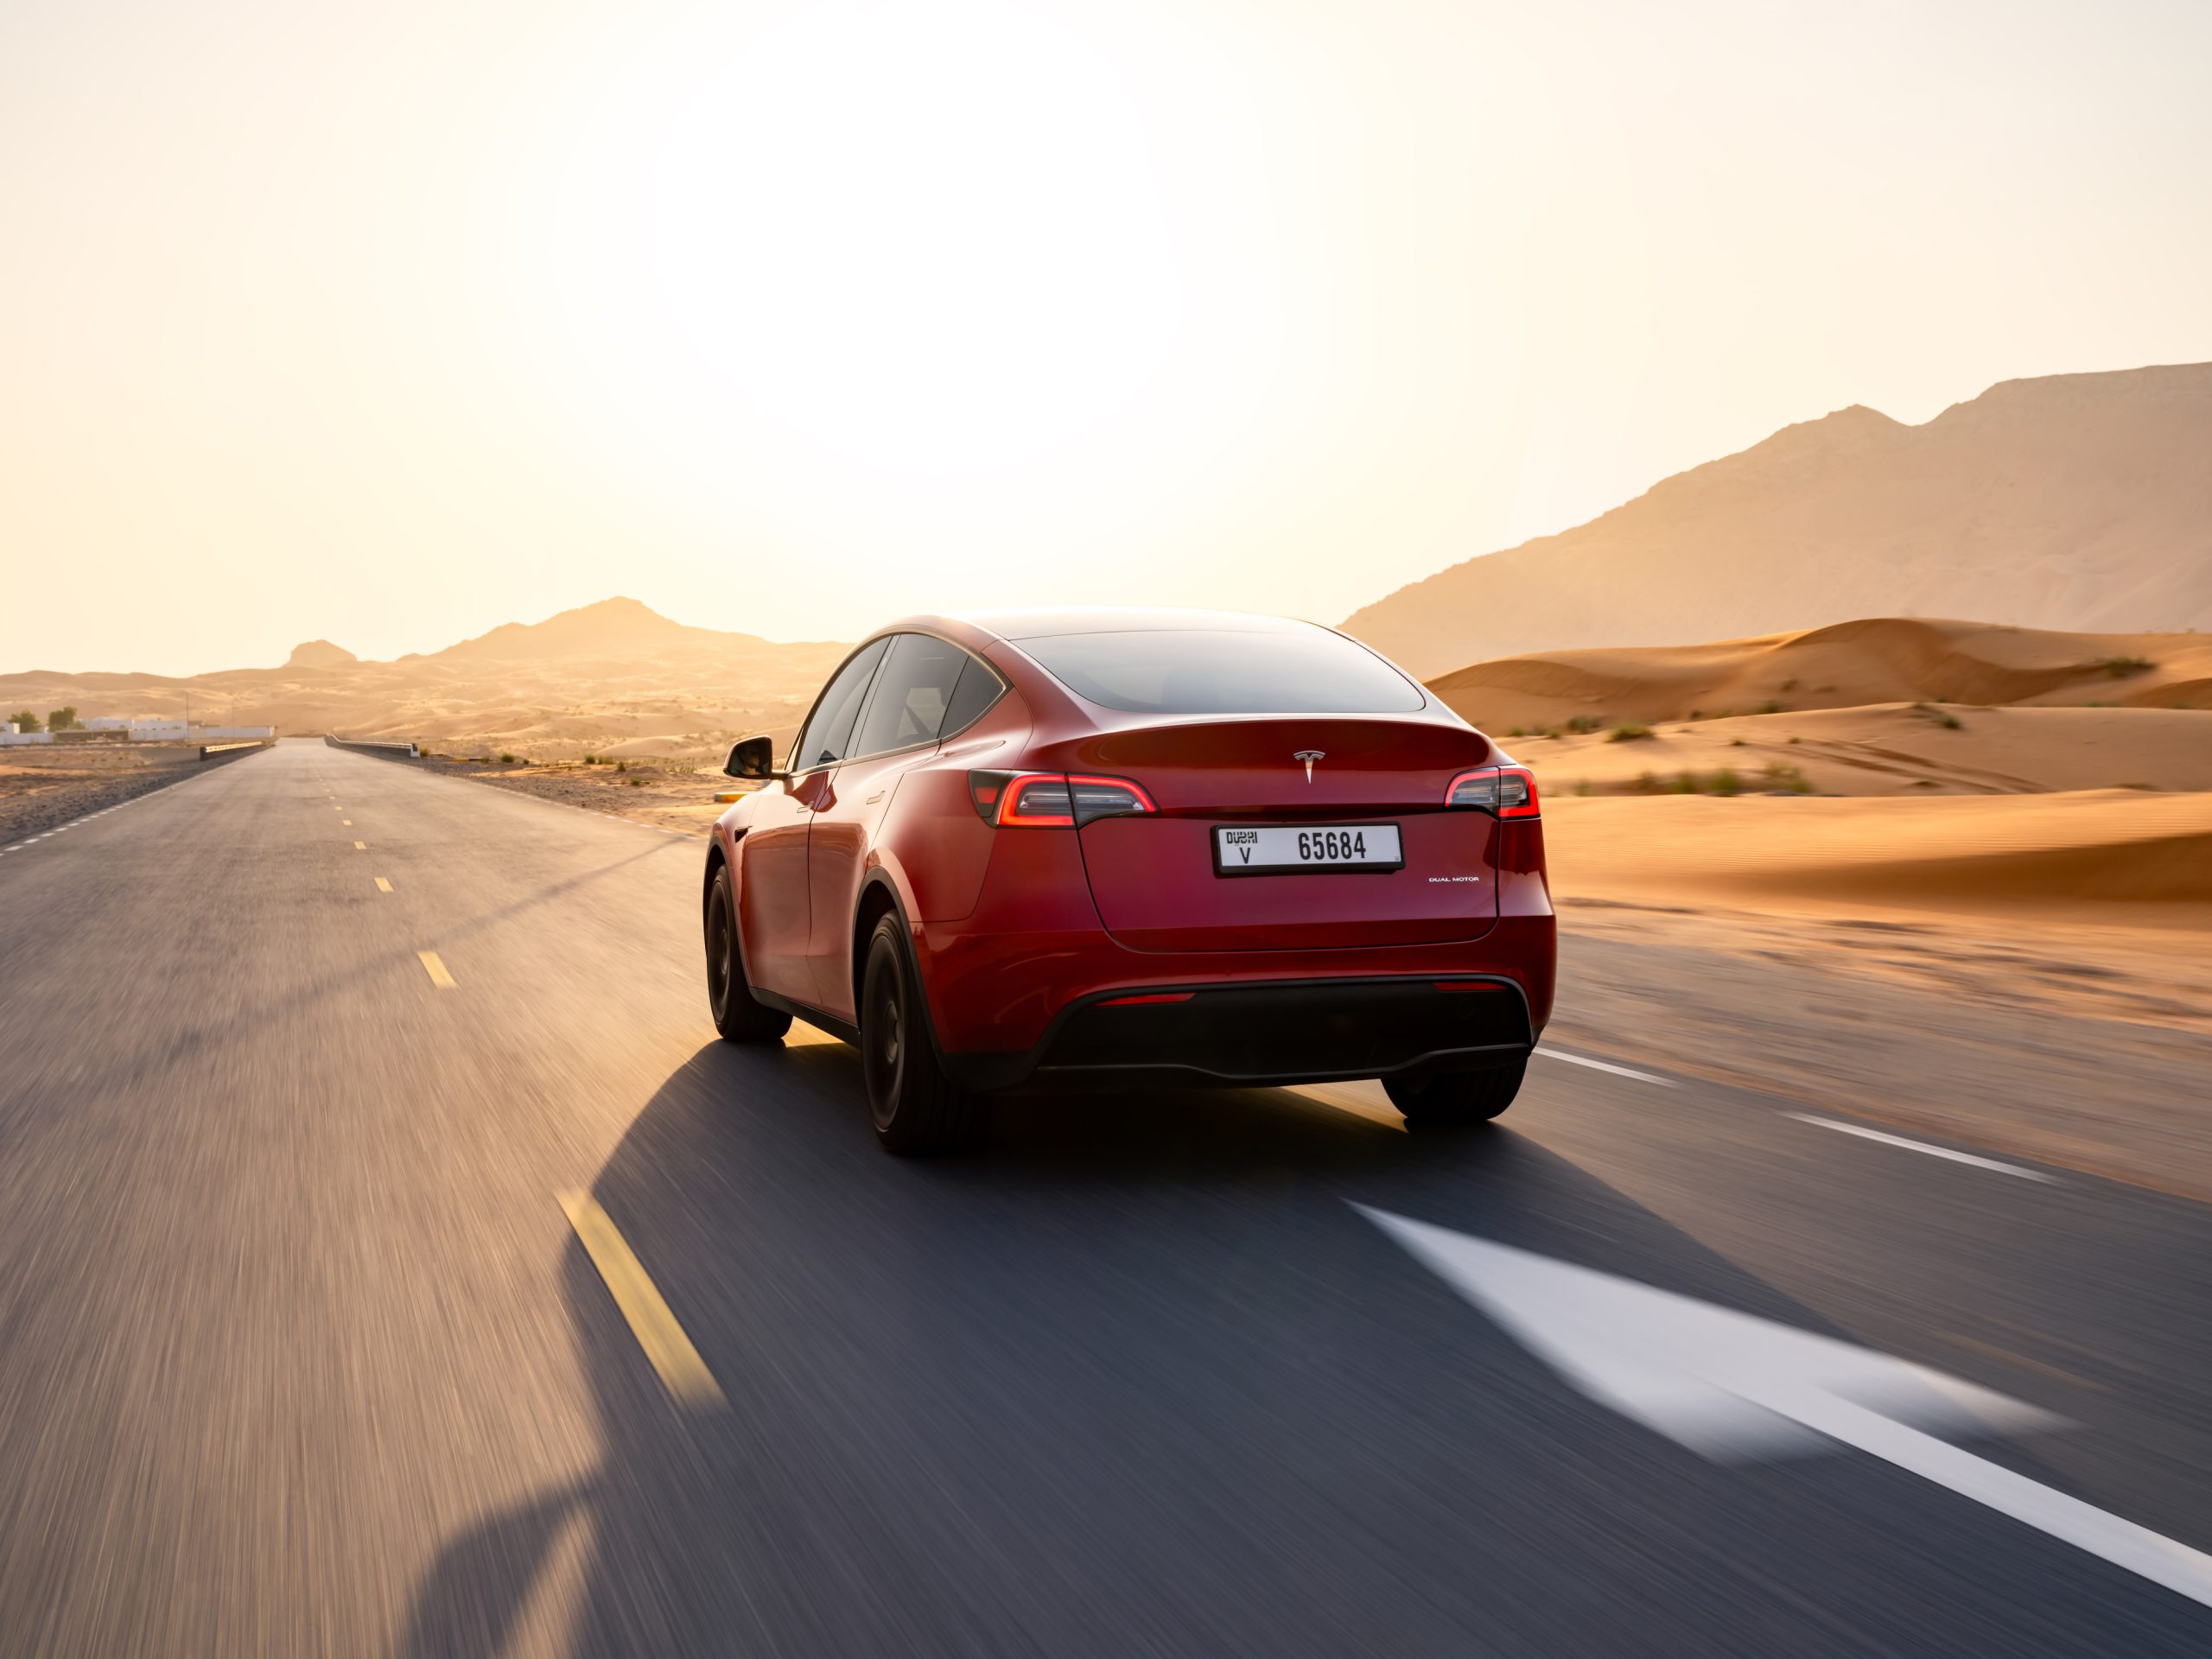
{"left": 912, "top": 823, "right": 1555, "bottom": 1092}
{"left": 937, "top": 970, "right": 1538, "bottom": 1094}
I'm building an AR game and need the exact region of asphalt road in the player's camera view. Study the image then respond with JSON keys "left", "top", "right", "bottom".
{"left": 3, "top": 738, "right": 2210, "bottom": 1656}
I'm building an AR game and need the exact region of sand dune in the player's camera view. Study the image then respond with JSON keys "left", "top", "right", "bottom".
{"left": 1430, "top": 616, "right": 2212, "bottom": 732}
{"left": 1510, "top": 702, "right": 2212, "bottom": 798}
{"left": 1545, "top": 791, "right": 2212, "bottom": 926}
{"left": 1346, "top": 363, "right": 2212, "bottom": 677}
{"left": 1430, "top": 616, "right": 2212, "bottom": 798}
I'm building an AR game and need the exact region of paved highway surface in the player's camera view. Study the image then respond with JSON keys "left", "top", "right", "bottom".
{"left": 3, "top": 739, "right": 2210, "bottom": 1656}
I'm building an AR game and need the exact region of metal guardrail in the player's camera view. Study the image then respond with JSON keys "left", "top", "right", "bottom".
{"left": 198, "top": 741, "right": 270, "bottom": 760}
{"left": 324, "top": 734, "right": 421, "bottom": 759}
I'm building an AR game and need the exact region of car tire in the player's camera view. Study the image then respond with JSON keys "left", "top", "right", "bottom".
{"left": 1382, "top": 1059, "right": 1524, "bottom": 1127}
{"left": 860, "top": 913, "right": 983, "bottom": 1155}
{"left": 705, "top": 864, "right": 792, "bottom": 1044}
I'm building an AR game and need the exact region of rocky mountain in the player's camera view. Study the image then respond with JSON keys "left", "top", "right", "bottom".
{"left": 1344, "top": 364, "right": 2212, "bottom": 678}
{"left": 284, "top": 639, "right": 358, "bottom": 668}
{"left": 416, "top": 597, "right": 782, "bottom": 664}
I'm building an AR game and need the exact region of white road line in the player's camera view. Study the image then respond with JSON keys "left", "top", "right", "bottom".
{"left": 1786, "top": 1114, "right": 2057, "bottom": 1183}
{"left": 1362, "top": 1208, "right": 2212, "bottom": 1611}
{"left": 1787, "top": 1384, "right": 2212, "bottom": 1608}
{"left": 1534, "top": 1048, "right": 1677, "bottom": 1087}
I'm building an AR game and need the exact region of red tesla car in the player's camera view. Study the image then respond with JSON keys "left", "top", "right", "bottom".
{"left": 704, "top": 609, "right": 1554, "bottom": 1152}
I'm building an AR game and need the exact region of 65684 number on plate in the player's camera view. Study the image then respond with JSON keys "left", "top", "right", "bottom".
{"left": 1212, "top": 823, "right": 1404, "bottom": 876}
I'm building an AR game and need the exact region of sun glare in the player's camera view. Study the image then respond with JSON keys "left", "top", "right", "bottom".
{"left": 558, "top": 3, "right": 1189, "bottom": 480}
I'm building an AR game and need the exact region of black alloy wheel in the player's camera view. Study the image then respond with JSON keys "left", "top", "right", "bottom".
{"left": 705, "top": 865, "right": 791, "bottom": 1044}
{"left": 859, "top": 913, "right": 983, "bottom": 1154}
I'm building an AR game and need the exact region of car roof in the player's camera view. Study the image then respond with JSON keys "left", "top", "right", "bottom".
{"left": 946, "top": 607, "right": 1332, "bottom": 643}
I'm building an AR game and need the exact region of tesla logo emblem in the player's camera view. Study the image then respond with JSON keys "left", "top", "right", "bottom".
{"left": 1294, "top": 750, "right": 1325, "bottom": 782}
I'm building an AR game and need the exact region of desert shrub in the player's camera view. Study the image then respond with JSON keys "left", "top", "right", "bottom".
{"left": 1633, "top": 770, "right": 1661, "bottom": 793}
{"left": 1788, "top": 734, "right": 1802, "bottom": 744}
{"left": 1757, "top": 699, "right": 1783, "bottom": 715}
{"left": 1687, "top": 709, "right": 1703, "bottom": 721}
{"left": 9, "top": 709, "right": 41, "bottom": 732}
{"left": 1759, "top": 762, "right": 1814, "bottom": 794}
{"left": 1911, "top": 702, "right": 1963, "bottom": 729}
{"left": 1563, "top": 715, "right": 1605, "bottom": 734}
{"left": 499, "top": 753, "right": 517, "bottom": 765}
{"left": 1606, "top": 722, "right": 1652, "bottom": 742}
{"left": 2098, "top": 655, "right": 2152, "bottom": 677}
{"left": 1654, "top": 768, "right": 1748, "bottom": 795}
{"left": 1729, "top": 737, "right": 1745, "bottom": 747}
{"left": 616, "top": 760, "right": 628, "bottom": 772}
{"left": 1506, "top": 727, "right": 1527, "bottom": 738}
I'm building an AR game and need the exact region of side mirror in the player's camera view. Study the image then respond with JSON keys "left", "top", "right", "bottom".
{"left": 725, "top": 734, "right": 783, "bottom": 780}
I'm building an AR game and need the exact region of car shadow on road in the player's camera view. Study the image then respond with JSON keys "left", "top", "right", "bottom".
{"left": 396, "top": 1039, "right": 2162, "bottom": 1659}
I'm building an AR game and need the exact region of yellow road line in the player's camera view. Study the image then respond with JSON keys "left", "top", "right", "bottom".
{"left": 557, "top": 1191, "right": 726, "bottom": 1408}
{"left": 416, "top": 950, "right": 456, "bottom": 988}
{"left": 374, "top": 876, "right": 393, "bottom": 893}
{"left": 354, "top": 840, "right": 366, "bottom": 850}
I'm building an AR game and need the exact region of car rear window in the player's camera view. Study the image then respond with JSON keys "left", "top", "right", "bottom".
{"left": 1018, "top": 629, "right": 1425, "bottom": 715}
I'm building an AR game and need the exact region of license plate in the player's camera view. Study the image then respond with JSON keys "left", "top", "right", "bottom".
{"left": 1212, "top": 823, "right": 1403, "bottom": 875}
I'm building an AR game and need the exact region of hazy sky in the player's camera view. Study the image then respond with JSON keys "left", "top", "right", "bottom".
{"left": 3, "top": 0, "right": 2208, "bottom": 675}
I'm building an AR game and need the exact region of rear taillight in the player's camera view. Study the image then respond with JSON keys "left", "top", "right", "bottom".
{"left": 1001, "top": 774, "right": 1076, "bottom": 826}
{"left": 1444, "top": 765, "right": 1539, "bottom": 819}
{"left": 1065, "top": 775, "right": 1156, "bottom": 824}
{"left": 969, "top": 770, "right": 1154, "bottom": 827}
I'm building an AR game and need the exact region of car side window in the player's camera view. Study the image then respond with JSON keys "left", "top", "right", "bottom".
{"left": 849, "top": 633, "right": 974, "bottom": 760}
{"left": 939, "top": 653, "right": 1007, "bottom": 736}
{"left": 791, "top": 639, "right": 888, "bottom": 773}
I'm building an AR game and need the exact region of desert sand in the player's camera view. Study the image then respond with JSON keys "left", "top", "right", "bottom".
{"left": 1425, "top": 617, "right": 2212, "bottom": 798}
{"left": 1431, "top": 615, "right": 2212, "bottom": 728}
{"left": 1511, "top": 704, "right": 2212, "bottom": 798}
{"left": 0, "top": 598, "right": 849, "bottom": 771}
{"left": 406, "top": 752, "right": 741, "bottom": 838}
{"left": 1544, "top": 791, "right": 2212, "bottom": 926}
{"left": 1346, "top": 363, "right": 2212, "bottom": 677}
